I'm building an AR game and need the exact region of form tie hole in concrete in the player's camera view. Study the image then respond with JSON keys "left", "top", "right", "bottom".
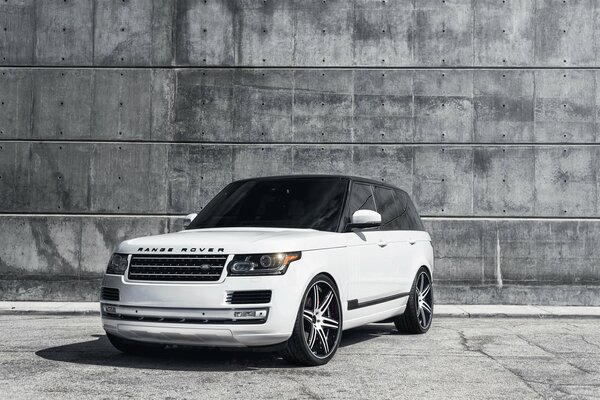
{"left": 502, "top": 104, "right": 505, "bottom": 108}
{"left": 322, "top": 58, "right": 326, "bottom": 62}
{"left": 262, "top": 59, "right": 266, "bottom": 62}
{"left": 321, "top": 132, "right": 325, "bottom": 136}
{"left": 59, "top": 131, "right": 63, "bottom": 135}
{"left": 118, "top": 131, "right": 122, "bottom": 135}
{"left": 60, "top": 101, "right": 64, "bottom": 106}
{"left": 382, "top": 73, "right": 385, "bottom": 77}
{"left": 61, "top": 72, "right": 65, "bottom": 76}
{"left": 62, "top": 27, "right": 66, "bottom": 32}
{"left": 563, "top": 104, "right": 567, "bottom": 108}
{"left": 3, "top": 28, "right": 7, "bottom": 31}
{"left": 321, "top": 147, "right": 325, "bottom": 151}
{"left": 442, "top": 59, "right": 446, "bottom": 63}
{"left": 382, "top": 59, "right": 385, "bottom": 63}
{"left": 381, "top": 148, "right": 385, "bottom": 152}
{"left": 59, "top": 146, "right": 63, "bottom": 150}
{"left": 203, "top": 58, "right": 206, "bottom": 62}
{"left": 441, "top": 178, "right": 445, "bottom": 182}
{"left": 563, "top": 74, "right": 567, "bottom": 78}
{"left": 502, "top": 59, "right": 506, "bottom": 63}
{"left": 503, "top": 210, "right": 506, "bottom": 213}
{"left": 502, "top": 30, "right": 505, "bottom": 33}
{"left": 120, "top": 73, "right": 124, "bottom": 76}
{"left": 322, "top": 29, "right": 326, "bottom": 34}
{"left": 442, "top": 29, "right": 446, "bottom": 33}
{"left": 203, "top": 28, "right": 207, "bottom": 33}
{"left": 119, "top": 102, "right": 123, "bottom": 107}
{"left": 502, "top": 74, "right": 506, "bottom": 77}
{"left": 382, "top": 29, "right": 385, "bottom": 33}
{"left": 502, "top": 179, "right": 506, "bottom": 182}
{"left": 118, "top": 176, "right": 122, "bottom": 180}
{"left": 61, "top": 57, "right": 65, "bottom": 61}
{"left": 563, "top": 59, "right": 567, "bottom": 63}
{"left": 261, "top": 132, "right": 265, "bottom": 136}
{"left": 201, "top": 131, "right": 205, "bottom": 135}
{"left": 441, "top": 208, "right": 444, "bottom": 212}
{"left": 118, "top": 146, "right": 122, "bottom": 150}
{"left": 322, "top": 73, "right": 325, "bottom": 76}
{"left": 121, "top": 57, "right": 124, "bottom": 61}
{"left": 442, "top": 73, "right": 445, "bottom": 77}
{"left": 441, "top": 148, "right": 445, "bottom": 152}
{"left": 121, "top": 28, "right": 125, "bottom": 32}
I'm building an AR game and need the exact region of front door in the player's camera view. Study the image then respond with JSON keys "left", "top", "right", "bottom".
{"left": 345, "top": 182, "right": 396, "bottom": 307}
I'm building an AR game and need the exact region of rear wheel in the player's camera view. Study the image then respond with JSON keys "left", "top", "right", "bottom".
{"left": 394, "top": 267, "right": 433, "bottom": 334}
{"left": 282, "top": 275, "right": 342, "bottom": 366}
{"left": 106, "top": 332, "right": 165, "bottom": 355}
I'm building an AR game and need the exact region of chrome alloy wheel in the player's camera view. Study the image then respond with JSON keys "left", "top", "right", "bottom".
{"left": 302, "top": 281, "right": 341, "bottom": 359}
{"left": 415, "top": 271, "right": 433, "bottom": 329}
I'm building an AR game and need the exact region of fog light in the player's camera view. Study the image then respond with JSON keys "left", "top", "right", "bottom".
{"left": 102, "top": 304, "right": 117, "bottom": 314}
{"left": 233, "top": 309, "right": 267, "bottom": 319}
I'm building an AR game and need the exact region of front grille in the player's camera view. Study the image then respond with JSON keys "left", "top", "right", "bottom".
{"left": 128, "top": 254, "right": 228, "bottom": 282}
{"left": 101, "top": 287, "right": 120, "bottom": 301}
{"left": 226, "top": 290, "right": 272, "bottom": 304}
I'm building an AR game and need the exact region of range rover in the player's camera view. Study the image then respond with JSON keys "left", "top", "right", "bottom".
{"left": 101, "top": 175, "right": 434, "bottom": 365}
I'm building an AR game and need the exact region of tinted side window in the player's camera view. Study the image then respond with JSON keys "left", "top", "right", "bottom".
{"left": 394, "top": 190, "right": 425, "bottom": 231}
{"left": 346, "top": 183, "right": 376, "bottom": 222}
{"left": 374, "top": 186, "right": 401, "bottom": 231}
{"left": 405, "top": 196, "right": 425, "bottom": 231}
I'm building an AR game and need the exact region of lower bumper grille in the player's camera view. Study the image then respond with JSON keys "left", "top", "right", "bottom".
{"left": 101, "top": 287, "right": 120, "bottom": 301}
{"left": 227, "top": 290, "right": 272, "bottom": 304}
{"left": 128, "top": 254, "right": 228, "bottom": 282}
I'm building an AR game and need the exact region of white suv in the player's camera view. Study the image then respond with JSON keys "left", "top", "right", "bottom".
{"left": 101, "top": 175, "right": 434, "bottom": 365}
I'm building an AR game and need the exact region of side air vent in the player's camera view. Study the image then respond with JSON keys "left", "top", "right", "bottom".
{"left": 226, "top": 290, "right": 272, "bottom": 305}
{"left": 101, "top": 287, "right": 120, "bottom": 301}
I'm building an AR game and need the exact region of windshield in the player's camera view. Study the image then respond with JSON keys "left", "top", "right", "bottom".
{"left": 187, "top": 177, "right": 348, "bottom": 232}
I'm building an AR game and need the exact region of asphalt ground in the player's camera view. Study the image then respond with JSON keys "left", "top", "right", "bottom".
{"left": 1, "top": 315, "right": 599, "bottom": 399}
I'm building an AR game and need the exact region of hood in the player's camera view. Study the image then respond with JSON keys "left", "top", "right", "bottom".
{"left": 117, "top": 227, "right": 346, "bottom": 255}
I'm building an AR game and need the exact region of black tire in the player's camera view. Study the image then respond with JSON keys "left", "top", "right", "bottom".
{"left": 282, "top": 274, "right": 343, "bottom": 366}
{"left": 106, "top": 332, "right": 165, "bottom": 355}
{"left": 394, "top": 267, "right": 433, "bottom": 334}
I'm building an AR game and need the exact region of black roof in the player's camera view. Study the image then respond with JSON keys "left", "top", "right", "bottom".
{"left": 233, "top": 174, "right": 407, "bottom": 194}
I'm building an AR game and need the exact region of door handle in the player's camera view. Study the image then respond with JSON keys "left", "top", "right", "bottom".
{"left": 378, "top": 240, "right": 388, "bottom": 247}
{"left": 408, "top": 238, "right": 416, "bottom": 245}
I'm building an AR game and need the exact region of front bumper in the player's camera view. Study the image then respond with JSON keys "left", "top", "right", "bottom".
{"left": 100, "top": 270, "right": 305, "bottom": 348}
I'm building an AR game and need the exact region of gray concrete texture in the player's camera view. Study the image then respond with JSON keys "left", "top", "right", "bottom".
{"left": 1, "top": 0, "right": 600, "bottom": 304}
{"left": 2, "top": 315, "right": 600, "bottom": 399}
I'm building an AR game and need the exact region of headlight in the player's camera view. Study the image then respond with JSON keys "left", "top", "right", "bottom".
{"left": 106, "top": 253, "right": 129, "bottom": 275}
{"left": 227, "top": 252, "right": 301, "bottom": 276}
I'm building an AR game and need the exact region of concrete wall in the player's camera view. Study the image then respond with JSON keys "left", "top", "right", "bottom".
{"left": 1, "top": 0, "right": 599, "bottom": 304}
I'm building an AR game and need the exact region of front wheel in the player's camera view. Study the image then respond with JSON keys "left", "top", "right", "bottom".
{"left": 282, "top": 274, "right": 342, "bottom": 366}
{"left": 394, "top": 267, "right": 433, "bottom": 334}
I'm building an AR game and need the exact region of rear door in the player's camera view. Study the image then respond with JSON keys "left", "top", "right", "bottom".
{"left": 373, "top": 186, "right": 412, "bottom": 293}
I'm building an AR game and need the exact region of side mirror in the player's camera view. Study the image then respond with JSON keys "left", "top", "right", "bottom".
{"left": 183, "top": 213, "right": 198, "bottom": 229}
{"left": 348, "top": 209, "right": 381, "bottom": 229}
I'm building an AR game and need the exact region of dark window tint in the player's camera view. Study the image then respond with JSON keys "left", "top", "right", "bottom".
{"left": 187, "top": 178, "right": 348, "bottom": 232}
{"left": 394, "top": 189, "right": 425, "bottom": 231}
{"left": 346, "top": 183, "right": 376, "bottom": 223}
{"left": 404, "top": 196, "right": 425, "bottom": 231}
{"left": 374, "top": 186, "right": 401, "bottom": 231}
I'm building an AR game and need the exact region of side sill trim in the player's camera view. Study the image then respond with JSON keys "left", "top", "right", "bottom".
{"left": 347, "top": 292, "right": 409, "bottom": 311}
